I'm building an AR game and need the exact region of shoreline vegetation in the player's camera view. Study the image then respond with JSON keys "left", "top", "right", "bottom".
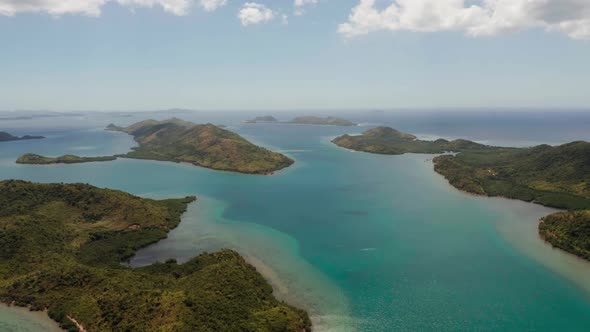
{"left": 244, "top": 115, "right": 357, "bottom": 126}
{"left": 0, "top": 131, "right": 44, "bottom": 142}
{"left": 0, "top": 180, "right": 311, "bottom": 332}
{"left": 15, "top": 118, "right": 293, "bottom": 175}
{"left": 333, "top": 126, "right": 590, "bottom": 261}
{"left": 16, "top": 153, "right": 117, "bottom": 165}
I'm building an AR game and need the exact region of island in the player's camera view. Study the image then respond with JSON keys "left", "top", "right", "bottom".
{"left": 332, "top": 126, "right": 492, "bottom": 154}
{"left": 16, "top": 153, "right": 117, "bottom": 164}
{"left": 0, "top": 131, "right": 44, "bottom": 142}
{"left": 0, "top": 180, "right": 311, "bottom": 332}
{"left": 288, "top": 116, "right": 356, "bottom": 126}
{"left": 243, "top": 116, "right": 278, "bottom": 123}
{"left": 333, "top": 126, "right": 590, "bottom": 261}
{"left": 106, "top": 118, "right": 294, "bottom": 174}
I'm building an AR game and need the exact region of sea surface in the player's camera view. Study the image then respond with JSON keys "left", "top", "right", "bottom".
{"left": 1, "top": 110, "right": 590, "bottom": 331}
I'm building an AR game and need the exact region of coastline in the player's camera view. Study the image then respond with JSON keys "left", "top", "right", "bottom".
{"left": 0, "top": 303, "right": 63, "bottom": 332}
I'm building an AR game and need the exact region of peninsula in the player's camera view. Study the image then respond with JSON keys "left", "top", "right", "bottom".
{"left": 333, "top": 127, "right": 590, "bottom": 261}
{"left": 107, "top": 118, "right": 294, "bottom": 174}
{"left": 0, "top": 131, "right": 44, "bottom": 142}
{"left": 0, "top": 180, "right": 311, "bottom": 332}
{"left": 16, "top": 153, "right": 117, "bottom": 164}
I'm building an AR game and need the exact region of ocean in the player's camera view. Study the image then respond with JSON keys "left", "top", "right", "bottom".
{"left": 1, "top": 110, "right": 590, "bottom": 331}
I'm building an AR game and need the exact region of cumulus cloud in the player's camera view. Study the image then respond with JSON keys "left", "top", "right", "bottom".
{"left": 0, "top": 0, "right": 226, "bottom": 16}
{"left": 338, "top": 0, "right": 590, "bottom": 40}
{"left": 294, "top": 0, "right": 317, "bottom": 15}
{"left": 238, "top": 2, "right": 274, "bottom": 26}
{"left": 199, "top": 0, "right": 226, "bottom": 12}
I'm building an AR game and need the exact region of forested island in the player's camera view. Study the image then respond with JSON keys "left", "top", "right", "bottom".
{"left": 288, "top": 116, "right": 356, "bottom": 126}
{"left": 333, "top": 126, "right": 590, "bottom": 261}
{"left": 107, "top": 118, "right": 293, "bottom": 174}
{"left": 16, "top": 153, "right": 117, "bottom": 164}
{"left": 0, "top": 131, "right": 44, "bottom": 142}
{"left": 244, "top": 116, "right": 278, "bottom": 123}
{"left": 0, "top": 180, "right": 311, "bottom": 332}
{"left": 243, "top": 116, "right": 357, "bottom": 126}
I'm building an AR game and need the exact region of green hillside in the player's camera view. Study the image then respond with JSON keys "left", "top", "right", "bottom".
{"left": 0, "top": 180, "right": 310, "bottom": 332}
{"left": 108, "top": 118, "right": 294, "bottom": 174}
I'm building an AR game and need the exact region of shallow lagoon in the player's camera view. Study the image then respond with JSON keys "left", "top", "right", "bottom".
{"left": 2, "top": 111, "right": 590, "bottom": 331}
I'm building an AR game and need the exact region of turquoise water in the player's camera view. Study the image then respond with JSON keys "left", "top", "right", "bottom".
{"left": 2, "top": 112, "right": 590, "bottom": 331}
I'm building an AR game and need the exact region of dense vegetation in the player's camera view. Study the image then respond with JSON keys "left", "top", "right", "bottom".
{"left": 433, "top": 142, "right": 590, "bottom": 210}
{"left": 332, "top": 126, "right": 490, "bottom": 154}
{"left": 107, "top": 118, "right": 294, "bottom": 174}
{"left": 333, "top": 127, "right": 590, "bottom": 261}
{"left": 16, "top": 153, "right": 117, "bottom": 164}
{"left": 540, "top": 210, "right": 590, "bottom": 260}
{"left": 0, "top": 180, "right": 311, "bottom": 332}
{"left": 289, "top": 116, "right": 356, "bottom": 126}
{"left": 0, "top": 131, "right": 44, "bottom": 142}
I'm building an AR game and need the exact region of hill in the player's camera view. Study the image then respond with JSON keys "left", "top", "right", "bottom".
{"left": 0, "top": 180, "right": 311, "bottom": 332}
{"left": 107, "top": 118, "right": 294, "bottom": 174}
{"left": 332, "top": 126, "right": 490, "bottom": 154}
{"left": 0, "top": 131, "right": 44, "bottom": 142}
{"left": 16, "top": 153, "right": 117, "bottom": 164}
{"left": 244, "top": 116, "right": 278, "bottom": 123}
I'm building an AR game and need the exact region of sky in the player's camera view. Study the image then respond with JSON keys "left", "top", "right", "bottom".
{"left": 1, "top": 0, "right": 590, "bottom": 111}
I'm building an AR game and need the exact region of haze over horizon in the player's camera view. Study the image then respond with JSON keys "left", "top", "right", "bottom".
{"left": 1, "top": 0, "right": 590, "bottom": 111}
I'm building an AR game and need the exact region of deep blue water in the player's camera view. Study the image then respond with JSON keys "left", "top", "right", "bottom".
{"left": 2, "top": 110, "right": 590, "bottom": 331}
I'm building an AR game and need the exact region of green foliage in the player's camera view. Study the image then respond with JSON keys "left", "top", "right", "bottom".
{"left": 433, "top": 142, "right": 590, "bottom": 210}
{"left": 540, "top": 210, "right": 590, "bottom": 260}
{"left": 332, "top": 126, "right": 491, "bottom": 155}
{"left": 16, "top": 153, "right": 117, "bottom": 164}
{"left": 0, "top": 180, "right": 310, "bottom": 332}
{"left": 111, "top": 118, "right": 294, "bottom": 174}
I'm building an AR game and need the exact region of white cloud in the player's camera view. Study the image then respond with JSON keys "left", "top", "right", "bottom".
{"left": 199, "top": 0, "right": 226, "bottom": 12}
{"left": 238, "top": 2, "right": 274, "bottom": 26}
{"left": 294, "top": 0, "right": 317, "bottom": 15}
{"left": 338, "top": 0, "right": 590, "bottom": 40}
{"left": 117, "top": 0, "right": 192, "bottom": 15}
{"left": 0, "top": 0, "right": 226, "bottom": 16}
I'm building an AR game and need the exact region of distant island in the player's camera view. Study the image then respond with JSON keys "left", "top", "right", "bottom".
{"left": 243, "top": 115, "right": 278, "bottom": 123}
{"left": 0, "top": 131, "right": 44, "bottom": 142}
{"left": 16, "top": 153, "right": 116, "bottom": 165}
{"left": 243, "top": 115, "right": 357, "bottom": 126}
{"left": 0, "top": 180, "right": 310, "bottom": 332}
{"left": 333, "top": 126, "right": 590, "bottom": 261}
{"left": 288, "top": 116, "right": 357, "bottom": 126}
{"left": 107, "top": 118, "right": 294, "bottom": 174}
{"left": 332, "top": 126, "right": 492, "bottom": 154}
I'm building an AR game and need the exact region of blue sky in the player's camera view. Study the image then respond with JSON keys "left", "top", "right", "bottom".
{"left": 1, "top": 0, "right": 590, "bottom": 111}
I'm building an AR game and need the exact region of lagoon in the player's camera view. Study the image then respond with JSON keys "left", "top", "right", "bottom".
{"left": 2, "top": 111, "right": 590, "bottom": 331}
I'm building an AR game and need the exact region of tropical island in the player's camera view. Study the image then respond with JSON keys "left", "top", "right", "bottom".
{"left": 16, "top": 153, "right": 117, "bottom": 164}
{"left": 243, "top": 115, "right": 278, "bottom": 123}
{"left": 243, "top": 116, "right": 357, "bottom": 126}
{"left": 0, "top": 131, "right": 44, "bottom": 142}
{"left": 288, "top": 116, "right": 356, "bottom": 126}
{"left": 106, "top": 118, "right": 293, "bottom": 174}
{"left": 0, "top": 180, "right": 311, "bottom": 332}
{"left": 333, "top": 126, "right": 590, "bottom": 261}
